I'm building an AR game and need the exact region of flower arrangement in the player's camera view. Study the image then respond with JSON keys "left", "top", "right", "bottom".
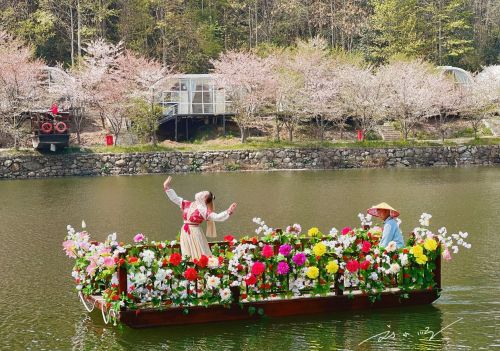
{"left": 64, "top": 213, "right": 471, "bottom": 322}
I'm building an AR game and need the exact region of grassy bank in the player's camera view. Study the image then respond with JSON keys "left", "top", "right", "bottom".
{"left": 1, "top": 137, "right": 499, "bottom": 156}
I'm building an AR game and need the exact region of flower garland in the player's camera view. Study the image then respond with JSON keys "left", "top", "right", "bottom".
{"left": 64, "top": 213, "right": 471, "bottom": 322}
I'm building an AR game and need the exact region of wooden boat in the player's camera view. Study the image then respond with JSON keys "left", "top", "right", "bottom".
{"left": 83, "top": 241, "right": 442, "bottom": 329}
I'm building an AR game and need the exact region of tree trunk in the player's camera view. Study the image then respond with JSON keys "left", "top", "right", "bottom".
{"left": 239, "top": 125, "right": 247, "bottom": 143}
{"left": 288, "top": 126, "right": 293, "bottom": 142}
{"left": 70, "top": 5, "right": 75, "bottom": 66}
{"left": 77, "top": 0, "right": 82, "bottom": 59}
{"left": 275, "top": 116, "right": 280, "bottom": 142}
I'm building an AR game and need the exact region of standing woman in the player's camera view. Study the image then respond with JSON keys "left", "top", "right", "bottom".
{"left": 163, "top": 176, "right": 237, "bottom": 260}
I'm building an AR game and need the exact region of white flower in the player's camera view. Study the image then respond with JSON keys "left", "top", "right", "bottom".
{"left": 219, "top": 288, "right": 232, "bottom": 301}
{"left": 389, "top": 263, "right": 401, "bottom": 274}
{"left": 206, "top": 275, "right": 221, "bottom": 289}
{"left": 155, "top": 269, "right": 168, "bottom": 282}
{"left": 459, "top": 231, "right": 468, "bottom": 238}
{"left": 419, "top": 213, "right": 432, "bottom": 227}
{"left": 140, "top": 250, "right": 156, "bottom": 267}
{"left": 134, "top": 272, "right": 147, "bottom": 285}
{"left": 452, "top": 246, "right": 459, "bottom": 254}
{"left": 81, "top": 220, "right": 87, "bottom": 229}
{"left": 369, "top": 272, "right": 378, "bottom": 281}
{"left": 329, "top": 228, "right": 338, "bottom": 236}
{"left": 76, "top": 284, "right": 82, "bottom": 290}
{"left": 400, "top": 253, "right": 409, "bottom": 266}
{"left": 385, "top": 241, "right": 397, "bottom": 252}
{"left": 207, "top": 256, "right": 219, "bottom": 269}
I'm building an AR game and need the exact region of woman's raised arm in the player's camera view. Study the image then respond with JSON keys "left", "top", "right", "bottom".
{"left": 207, "top": 203, "right": 237, "bottom": 222}
{"left": 163, "top": 177, "right": 183, "bottom": 208}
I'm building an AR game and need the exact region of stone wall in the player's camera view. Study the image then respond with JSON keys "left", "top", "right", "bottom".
{"left": 0, "top": 145, "right": 498, "bottom": 180}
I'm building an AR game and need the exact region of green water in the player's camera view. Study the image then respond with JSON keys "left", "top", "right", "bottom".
{"left": 0, "top": 167, "right": 499, "bottom": 350}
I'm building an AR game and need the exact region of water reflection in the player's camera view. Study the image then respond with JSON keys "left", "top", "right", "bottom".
{"left": 69, "top": 305, "right": 450, "bottom": 351}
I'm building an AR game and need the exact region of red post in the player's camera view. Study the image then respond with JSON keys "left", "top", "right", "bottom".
{"left": 106, "top": 135, "right": 114, "bottom": 146}
{"left": 357, "top": 129, "right": 363, "bottom": 141}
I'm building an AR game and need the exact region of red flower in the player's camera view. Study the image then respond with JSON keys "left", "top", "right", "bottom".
{"left": 117, "top": 258, "right": 125, "bottom": 266}
{"left": 404, "top": 273, "right": 411, "bottom": 279}
{"left": 392, "top": 254, "right": 398, "bottom": 260}
{"left": 169, "top": 252, "right": 182, "bottom": 266}
{"left": 360, "top": 260, "right": 371, "bottom": 270}
{"left": 224, "top": 235, "right": 235, "bottom": 242}
{"left": 196, "top": 255, "right": 209, "bottom": 268}
{"left": 112, "top": 294, "right": 120, "bottom": 301}
{"left": 241, "top": 293, "right": 248, "bottom": 300}
{"left": 262, "top": 245, "right": 274, "bottom": 258}
{"left": 128, "top": 256, "right": 138, "bottom": 264}
{"left": 361, "top": 241, "right": 372, "bottom": 254}
{"left": 245, "top": 274, "right": 257, "bottom": 286}
{"left": 237, "top": 264, "right": 243, "bottom": 271}
{"left": 403, "top": 248, "right": 409, "bottom": 254}
{"left": 184, "top": 267, "right": 198, "bottom": 281}
{"left": 162, "top": 258, "right": 168, "bottom": 267}
{"left": 218, "top": 256, "right": 224, "bottom": 265}
{"left": 346, "top": 259, "right": 360, "bottom": 273}
{"left": 127, "top": 293, "right": 134, "bottom": 299}
{"left": 341, "top": 226, "right": 352, "bottom": 235}
{"left": 251, "top": 261, "right": 266, "bottom": 275}
{"left": 252, "top": 237, "right": 258, "bottom": 244}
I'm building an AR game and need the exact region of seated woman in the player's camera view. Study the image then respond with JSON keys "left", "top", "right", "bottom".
{"left": 367, "top": 202, "right": 404, "bottom": 249}
{"left": 163, "top": 176, "right": 237, "bottom": 260}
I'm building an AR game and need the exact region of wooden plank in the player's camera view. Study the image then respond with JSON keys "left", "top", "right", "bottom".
{"left": 114, "top": 289, "right": 438, "bottom": 328}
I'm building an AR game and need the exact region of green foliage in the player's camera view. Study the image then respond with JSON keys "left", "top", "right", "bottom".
{"left": 127, "top": 98, "right": 164, "bottom": 145}
{"left": 0, "top": 0, "right": 497, "bottom": 71}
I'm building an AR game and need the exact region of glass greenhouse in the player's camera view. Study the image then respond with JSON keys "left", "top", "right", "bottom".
{"left": 160, "top": 74, "right": 232, "bottom": 116}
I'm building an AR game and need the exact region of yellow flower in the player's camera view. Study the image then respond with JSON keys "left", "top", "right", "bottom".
{"left": 306, "top": 266, "right": 319, "bottom": 279}
{"left": 308, "top": 227, "right": 320, "bottom": 237}
{"left": 416, "top": 254, "right": 428, "bottom": 265}
{"left": 410, "top": 245, "right": 424, "bottom": 257}
{"left": 326, "top": 260, "right": 339, "bottom": 274}
{"left": 424, "top": 238, "right": 438, "bottom": 251}
{"left": 313, "top": 242, "right": 327, "bottom": 257}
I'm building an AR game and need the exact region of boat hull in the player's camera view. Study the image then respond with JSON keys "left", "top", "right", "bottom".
{"left": 87, "top": 289, "right": 439, "bottom": 328}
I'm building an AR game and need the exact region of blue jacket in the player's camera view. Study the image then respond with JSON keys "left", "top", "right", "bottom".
{"left": 380, "top": 217, "right": 404, "bottom": 248}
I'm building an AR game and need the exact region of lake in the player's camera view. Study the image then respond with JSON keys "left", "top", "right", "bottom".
{"left": 0, "top": 167, "right": 499, "bottom": 350}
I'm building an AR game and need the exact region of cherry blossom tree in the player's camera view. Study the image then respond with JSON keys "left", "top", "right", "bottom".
{"left": 336, "top": 64, "right": 387, "bottom": 140}
{"left": 211, "top": 51, "right": 275, "bottom": 143}
{"left": 292, "top": 38, "right": 343, "bottom": 141}
{"left": 115, "top": 51, "right": 175, "bottom": 145}
{"left": 0, "top": 30, "right": 45, "bottom": 149}
{"left": 429, "top": 72, "right": 462, "bottom": 141}
{"left": 377, "top": 59, "right": 439, "bottom": 140}
{"left": 457, "top": 77, "right": 498, "bottom": 138}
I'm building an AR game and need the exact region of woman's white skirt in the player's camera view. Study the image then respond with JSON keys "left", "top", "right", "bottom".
{"left": 180, "top": 225, "right": 212, "bottom": 260}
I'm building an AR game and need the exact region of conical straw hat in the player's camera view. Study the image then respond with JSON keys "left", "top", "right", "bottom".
{"left": 367, "top": 202, "right": 400, "bottom": 218}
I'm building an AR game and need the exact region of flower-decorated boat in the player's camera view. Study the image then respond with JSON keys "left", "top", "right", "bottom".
{"left": 64, "top": 215, "right": 470, "bottom": 328}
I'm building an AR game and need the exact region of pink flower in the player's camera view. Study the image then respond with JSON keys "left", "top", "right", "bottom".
{"left": 279, "top": 244, "right": 292, "bottom": 256}
{"left": 103, "top": 257, "right": 115, "bottom": 268}
{"left": 133, "top": 233, "right": 145, "bottom": 243}
{"left": 251, "top": 261, "right": 266, "bottom": 275}
{"left": 262, "top": 245, "right": 274, "bottom": 258}
{"left": 346, "top": 259, "right": 360, "bottom": 273}
{"left": 86, "top": 261, "right": 97, "bottom": 276}
{"left": 276, "top": 261, "right": 290, "bottom": 275}
{"left": 361, "top": 241, "right": 372, "bottom": 253}
{"left": 442, "top": 248, "right": 452, "bottom": 261}
{"left": 292, "top": 252, "right": 306, "bottom": 266}
{"left": 62, "top": 240, "right": 76, "bottom": 258}
{"left": 341, "top": 226, "right": 352, "bottom": 235}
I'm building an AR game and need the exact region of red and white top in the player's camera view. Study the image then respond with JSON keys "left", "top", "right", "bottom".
{"left": 166, "top": 189, "right": 230, "bottom": 234}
